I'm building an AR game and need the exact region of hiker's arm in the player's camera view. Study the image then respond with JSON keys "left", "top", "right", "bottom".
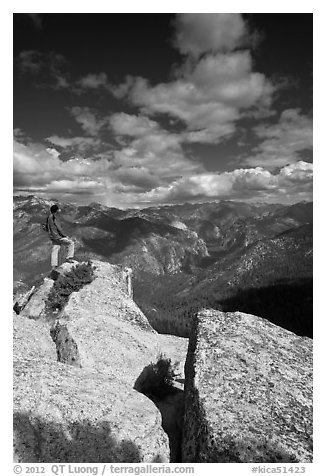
{"left": 54, "top": 217, "right": 66, "bottom": 237}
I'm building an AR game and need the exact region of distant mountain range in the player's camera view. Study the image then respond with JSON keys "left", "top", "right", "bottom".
{"left": 13, "top": 195, "right": 208, "bottom": 287}
{"left": 13, "top": 195, "right": 313, "bottom": 338}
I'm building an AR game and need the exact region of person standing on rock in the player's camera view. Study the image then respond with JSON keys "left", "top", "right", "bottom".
{"left": 46, "top": 204, "right": 75, "bottom": 270}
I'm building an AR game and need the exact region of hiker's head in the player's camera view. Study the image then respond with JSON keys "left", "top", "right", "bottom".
{"left": 50, "top": 204, "right": 59, "bottom": 214}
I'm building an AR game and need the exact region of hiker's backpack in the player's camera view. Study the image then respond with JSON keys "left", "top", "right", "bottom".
{"left": 41, "top": 216, "right": 49, "bottom": 232}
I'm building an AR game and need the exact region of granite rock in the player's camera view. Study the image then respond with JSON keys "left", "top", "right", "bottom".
{"left": 13, "top": 320, "right": 170, "bottom": 463}
{"left": 50, "top": 261, "right": 160, "bottom": 386}
{"left": 19, "top": 278, "right": 54, "bottom": 319}
{"left": 182, "top": 309, "right": 313, "bottom": 463}
{"left": 13, "top": 260, "right": 171, "bottom": 462}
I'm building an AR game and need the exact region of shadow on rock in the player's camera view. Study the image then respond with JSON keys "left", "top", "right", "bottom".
{"left": 14, "top": 412, "right": 163, "bottom": 463}
{"left": 134, "top": 364, "right": 185, "bottom": 463}
{"left": 150, "top": 390, "right": 184, "bottom": 463}
{"left": 182, "top": 436, "right": 313, "bottom": 463}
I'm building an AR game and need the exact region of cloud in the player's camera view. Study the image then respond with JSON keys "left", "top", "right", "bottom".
{"left": 13, "top": 124, "right": 200, "bottom": 206}
{"left": 143, "top": 161, "right": 313, "bottom": 204}
{"left": 16, "top": 49, "right": 114, "bottom": 94}
{"left": 109, "top": 113, "right": 159, "bottom": 137}
{"left": 46, "top": 134, "right": 103, "bottom": 156}
{"left": 46, "top": 147, "right": 61, "bottom": 159}
{"left": 13, "top": 138, "right": 131, "bottom": 205}
{"left": 26, "top": 13, "right": 42, "bottom": 30}
{"left": 13, "top": 134, "right": 312, "bottom": 207}
{"left": 114, "top": 167, "right": 161, "bottom": 191}
{"left": 13, "top": 13, "right": 311, "bottom": 208}
{"left": 166, "top": 168, "right": 277, "bottom": 200}
{"left": 17, "top": 50, "right": 43, "bottom": 74}
{"left": 14, "top": 128, "right": 32, "bottom": 144}
{"left": 13, "top": 137, "right": 156, "bottom": 207}
{"left": 16, "top": 50, "right": 70, "bottom": 89}
{"left": 14, "top": 138, "right": 111, "bottom": 186}
{"left": 115, "top": 49, "right": 274, "bottom": 145}
{"left": 113, "top": 131, "right": 202, "bottom": 182}
{"left": 51, "top": 110, "right": 192, "bottom": 185}
{"left": 76, "top": 72, "right": 109, "bottom": 90}
{"left": 15, "top": 15, "right": 274, "bottom": 150}
{"left": 106, "top": 14, "right": 276, "bottom": 147}
{"left": 45, "top": 179, "right": 104, "bottom": 193}
{"left": 173, "top": 14, "right": 248, "bottom": 57}
{"left": 68, "top": 107, "right": 111, "bottom": 136}
{"left": 108, "top": 112, "right": 203, "bottom": 185}
{"left": 189, "top": 52, "right": 271, "bottom": 108}
{"left": 110, "top": 75, "right": 135, "bottom": 99}
{"left": 279, "top": 160, "right": 313, "bottom": 183}
{"left": 242, "top": 109, "right": 313, "bottom": 168}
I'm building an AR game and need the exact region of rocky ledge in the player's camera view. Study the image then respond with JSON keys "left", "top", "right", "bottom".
{"left": 13, "top": 261, "right": 313, "bottom": 463}
{"left": 13, "top": 260, "right": 178, "bottom": 463}
{"left": 182, "top": 309, "right": 313, "bottom": 463}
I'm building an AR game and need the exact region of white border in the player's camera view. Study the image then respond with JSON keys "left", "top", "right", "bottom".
{"left": 3, "top": 3, "right": 323, "bottom": 474}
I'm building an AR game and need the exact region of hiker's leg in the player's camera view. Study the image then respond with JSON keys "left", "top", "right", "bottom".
{"left": 66, "top": 238, "right": 75, "bottom": 259}
{"left": 60, "top": 237, "right": 75, "bottom": 260}
{"left": 51, "top": 244, "right": 60, "bottom": 268}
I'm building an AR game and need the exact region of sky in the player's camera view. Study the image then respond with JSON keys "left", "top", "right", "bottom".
{"left": 13, "top": 13, "right": 313, "bottom": 208}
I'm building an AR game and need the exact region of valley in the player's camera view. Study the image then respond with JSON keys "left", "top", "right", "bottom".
{"left": 13, "top": 195, "right": 313, "bottom": 339}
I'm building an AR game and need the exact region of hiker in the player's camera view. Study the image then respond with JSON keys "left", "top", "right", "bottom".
{"left": 46, "top": 204, "right": 75, "bottom": 270}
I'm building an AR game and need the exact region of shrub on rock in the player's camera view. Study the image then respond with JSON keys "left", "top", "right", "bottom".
{"left": 46, "top": 262, "right": 95, "bottom": 312}
{"left": 137, "top": 354, "right": 179, "bottom": 398}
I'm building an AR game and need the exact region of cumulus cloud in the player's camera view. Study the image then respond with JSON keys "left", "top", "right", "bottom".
{"left": 143, "top": 161, "right": 313, "bottom": 204}
{"left": 279, "top": 160, "right": 313, "bottom": 183}
{"left": 14, "top": 139, "right": 112, "bottom": 187}
{"left": 13, "top": 134, "right": 312, "bottom": 207}
{"left": 46, "top": 147, "right": 61, "bottom": 159}
{"left": 16, "top": 15, "right": 275, "bottom": 149}
{"left": 115, "top": 48, "right": 274, "bottom": 145}
{"left": 13, "top": 131, "right": 199, "bottom": 206}
{"left": 43, "top": 105, "right": 202, "bottom": 192}
{"left": 106, "top": 14, "right": 274, "bottom": 146}
{"left": 242, "top": 109, "right": 313, "bottom": 168}
{"left": 14, "top": 14, "right": 312, "bottom": 207}
{"left": 173, "top": 14, "right": 248, "bottom": 57}
{"left": 68, "top": 107, "right": 111, "bottom": 136}
{"left": 114, "top": 167, "right": 161, "bottom": 191}
{"left": 80, "top": 15, "right": 276, "bottom": 153}
{"left": 107, "top": 112, "right": 203, "bottom": 186}
{"left": 190, "top": 52, "right": 271, "bottom": 108}
{"left": 13, "top": 137, "right": 148, "bottom": 207}
{"left": 109, "top": 113, "right": 159, "bottom": 137}
{"left": 113, "top": 131, "right": 202, "bottom": 182}
{"left": 164, "top": 168, "right": 277, "bottom": 200}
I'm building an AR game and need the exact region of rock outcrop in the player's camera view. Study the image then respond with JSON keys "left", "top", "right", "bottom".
{"left": 16, "top": 259, "right": 313, "bottom": 464}
{"left": 19, "top": 278, "right": 54, "bottom": 319}
{"left": 14, "top": 261, "right": 171, "bottom": 463}
{"left": 50, "top": 261, "right": 160, "bottom": 383}
{"left": 182, "top": 309, "right": 313, "bottom": 463}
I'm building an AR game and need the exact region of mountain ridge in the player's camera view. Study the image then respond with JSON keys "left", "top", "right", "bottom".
{"left": 13, "top": 195, "right": 313, "bottom": 339}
